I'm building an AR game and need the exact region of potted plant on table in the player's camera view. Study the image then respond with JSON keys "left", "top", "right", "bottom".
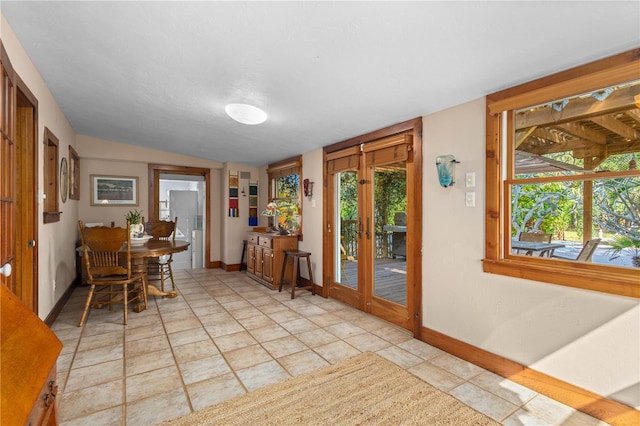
{"left": 125, "top": 209, "right": 144, "bottom": 237}
{"left": 261, "top": 202, "right": 281, "bottom": 233}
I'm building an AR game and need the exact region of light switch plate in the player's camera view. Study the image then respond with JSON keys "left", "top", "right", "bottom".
{"left": 466, "top": 172, "right": 476, "bottom": 188}
{"left": 465, "top": 192, "right": 475, "bottom": 207}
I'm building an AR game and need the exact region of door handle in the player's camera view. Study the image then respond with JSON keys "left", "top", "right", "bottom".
{"left": 358, "top": 217, "right": 363, "bottom": 238}
{"left": 28, "top": 240, "right": 37, "bottom": 248}
{"left": 1, "top": 263, "right": 11, "bottom": 277}
{"left": 366, "top": 218, "right": 371, "bottom": 239}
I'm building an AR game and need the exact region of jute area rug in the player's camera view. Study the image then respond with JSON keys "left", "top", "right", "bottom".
{"left": 160, "top": 352, "right": 499, "bottom": 425}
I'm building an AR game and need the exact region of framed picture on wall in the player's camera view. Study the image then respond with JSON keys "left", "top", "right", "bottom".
{"left": 69, "top": 146, "right": 80, "bottom": 200}
{"left": 90, "top": 175, "right": 139, "bottom": 206}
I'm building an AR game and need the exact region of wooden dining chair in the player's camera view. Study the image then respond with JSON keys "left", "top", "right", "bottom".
{"left": 77, "top": 221, "right": 148, "bottom": 327}
{"left": 144, "top": 217, "right": 178, "bottom": 292}
{"left": 552, "top": 238, "right": 601, "bottom": 262}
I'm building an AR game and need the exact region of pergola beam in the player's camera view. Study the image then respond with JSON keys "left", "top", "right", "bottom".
{"left": 515, "top": 126, "right": 537, "bottom": 148}
{"left": 589, "top": 114, "right": 640, "bottom": 141}
{"left": 553, "top": 121, "right": 607, "bottom": 144}
{"left": 624, "top": 109, "right": 640, "bottom": 125}
{"left": 515, "top": 84, "right": 640, "bottom": 129}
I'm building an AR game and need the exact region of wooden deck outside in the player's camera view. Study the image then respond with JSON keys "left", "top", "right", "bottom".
{"left": 339, "top": 258, "right": 407, "bottom": 305}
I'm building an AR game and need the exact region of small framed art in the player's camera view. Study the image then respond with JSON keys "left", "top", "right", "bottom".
{"left": 90, "top": 175, "right": 139, "bottom": 206}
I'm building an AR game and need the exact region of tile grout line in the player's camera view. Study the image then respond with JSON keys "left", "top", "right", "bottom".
{"left": 177, "top": 271, "right": 253, "bottom": 397}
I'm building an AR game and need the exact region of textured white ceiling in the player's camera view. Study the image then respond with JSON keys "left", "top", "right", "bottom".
{"left": 2, "top": 1, "right": 639, "bottom": 167}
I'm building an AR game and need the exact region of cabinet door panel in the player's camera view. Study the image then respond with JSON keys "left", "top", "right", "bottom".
{"left": 262, "top": 248, "right": 273, "bottom": 283}
{"left": 255, "top": 246, "right": 263, "bottom": 276}
{"left": 247, "top": 244, "right": 255, "bottom": 274}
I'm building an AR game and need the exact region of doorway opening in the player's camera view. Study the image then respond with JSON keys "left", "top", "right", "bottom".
{"left": 148, "top": 164, "right": 211, "bottom": 270}
{"left": 159, "top": 175, "right": 206, "bottom": 269}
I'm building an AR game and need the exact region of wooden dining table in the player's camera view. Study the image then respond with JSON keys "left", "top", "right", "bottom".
{"left": 77, "top": 239, "right": 190, "bottom": 303}
{"left": 129, "top": 239, "right": 190, "bottom": 299}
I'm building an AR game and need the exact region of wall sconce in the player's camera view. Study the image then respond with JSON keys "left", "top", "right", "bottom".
{"left": 303, "top": 179, "right": 314, "bottom": 198}
{"left": 435, "top": 155, "right": 459, "bottom": 188}
{"left": 241, "top": 187, "right": 246, "bottom": 197}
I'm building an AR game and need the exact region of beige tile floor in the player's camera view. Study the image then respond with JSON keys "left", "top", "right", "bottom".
{"left": 52, "top": 269, "right": 609, "bottom": 426}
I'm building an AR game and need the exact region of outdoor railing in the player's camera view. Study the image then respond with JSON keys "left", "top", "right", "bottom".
{"left": 341, "top": 220, "right": 394, "bottom": 259}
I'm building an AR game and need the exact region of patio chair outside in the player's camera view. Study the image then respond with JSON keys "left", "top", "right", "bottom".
{"left": 552, "top": 238, "right": 601, "bottom": 262}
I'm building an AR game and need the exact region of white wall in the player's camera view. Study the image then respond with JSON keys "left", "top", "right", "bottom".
{"left": 421, "top": 98, "right": 639, "bottom": 409}
{"left": 299, "top": 149, "right": 324, "bottom": 283}
{"left": 1, "top": 15, "right": 78, "bottom": 317}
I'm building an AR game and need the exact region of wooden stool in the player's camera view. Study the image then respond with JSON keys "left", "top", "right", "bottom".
{"left": 279, "top": 251, "right": 315, "bottom": 299}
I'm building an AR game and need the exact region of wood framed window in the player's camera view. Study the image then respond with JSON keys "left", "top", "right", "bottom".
{"left": 483, "top": 49, "right": 640, "bottom": 298}
{"left": 267, "top": 156, "right": 302, "bottom": 236}
{"left": 42, "top": 127, "right": 60, "bottom": 223}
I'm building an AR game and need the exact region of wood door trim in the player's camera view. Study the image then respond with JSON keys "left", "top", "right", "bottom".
{"left": 15, "top": 77, "right": 39, "bottom": 312}
{"left": 325, "top": 117, "right": 422, "bottom": 153}
{"left": 147, "top": 164, "right": 212, "bottom": 268}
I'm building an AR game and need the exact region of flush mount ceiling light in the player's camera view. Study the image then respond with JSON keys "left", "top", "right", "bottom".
{"left": 225, "top": 103, "right": 267, "bottom": 125}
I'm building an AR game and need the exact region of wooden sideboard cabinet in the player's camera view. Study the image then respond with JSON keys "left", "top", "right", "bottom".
{"left": 1, "top": 285, "right": 63, "bottom": 425}
{"left": 246, "top": 232, "right": 298, "bottom": 289}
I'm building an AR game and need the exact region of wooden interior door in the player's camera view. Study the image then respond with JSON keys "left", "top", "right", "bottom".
{"left": 1, "top": 43, "right": 39, "bottom": 312}
{"left": 15, "top": 85, "right": 38, "bottom": 312}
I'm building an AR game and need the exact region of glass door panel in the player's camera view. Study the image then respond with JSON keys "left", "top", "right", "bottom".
{"left": 335, "top": 170, "right": 358, "bottom": 289}
{"left": 372, "top": 161, "right": 407, "bottom": 306}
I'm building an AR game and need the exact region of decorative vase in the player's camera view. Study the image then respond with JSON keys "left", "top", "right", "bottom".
{"left": 130, "top": 223, "right": 144, "bottom": 237}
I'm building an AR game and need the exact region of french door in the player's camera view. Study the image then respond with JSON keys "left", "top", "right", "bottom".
{"left": 0, "top": 46, "right": 17, "bottom": 294}
{"left": 1, "top": 43, "right": 39, "bottom": 312}
{"left": 325, "top": 126, "right": 421, "bottom": 332}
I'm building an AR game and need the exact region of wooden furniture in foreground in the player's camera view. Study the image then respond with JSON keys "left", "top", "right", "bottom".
{"left": 144, "top": 217, "right": 178, "bottom": 292}
{"left": 246, "top": 232, "right": 298, "bottom": 289}
{"left": 1, "top": 285, "right": 62, "bottom": 425}
{"left": 77, "top": 221, "right": 148, "bottom": 326}
{"left": 279, "top": 250, "right": 315, "bottom": 299}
